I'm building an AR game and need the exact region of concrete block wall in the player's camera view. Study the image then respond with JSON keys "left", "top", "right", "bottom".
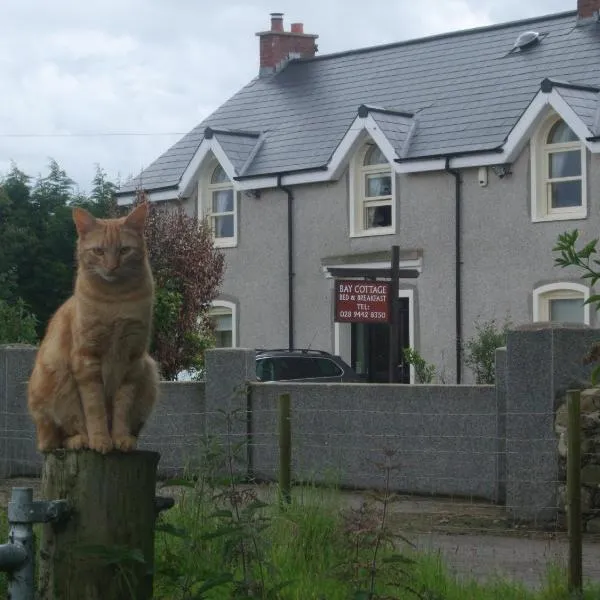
{"left": 250, "top": 382, "right": 498, "bottom": 500}
{"left": 0, "top": 344, "right": 205, "bottom": 479}
{"left": 2, "top": 324, "right": 600, "bottom": 522}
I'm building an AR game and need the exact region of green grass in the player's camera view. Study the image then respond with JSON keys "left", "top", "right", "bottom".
{"left": 153, "top": 480, "right": 600, "bottom": 599}
{"left": 2, "top": 479, "right": 599, "bottom": 599}
{"left": 0, "top": 507, "right": 7, "bottom": 597}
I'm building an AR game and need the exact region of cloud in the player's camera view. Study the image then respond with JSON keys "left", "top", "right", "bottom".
{"left": 0, "top": 0, "right": 575, "bottom": 191}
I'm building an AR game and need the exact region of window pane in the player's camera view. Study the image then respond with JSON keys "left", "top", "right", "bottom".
{"left": 365, "top": 174, "right": 391, "bottom": 197}
{"left": 549, "top": 298, "right": 584, "bottom": 323}
{"left": 211, "top": 164, "right": 229, "bottom": 184}
{"left": 213, "top": 214, "right": 234, "bottom": 237}
{"left": 363, "top": 145, "right": 387, "bottom": 166}
{"left": 549, "top": 150, "right": 581, "bottom": 178}
{"left": 213, "top": 314, "right": 232, "bottom": 331}
{"left": 547, "top": 120, "right": 578, "bottom": 144}
{"left": 365, "top": 204, "right": 392, "bottom": 228}
{"left": 212, "top": 189, "right": 234, "bottom": 213}
{"left": 549, "top": 180, "right": 582, "bottom": 209}
{"left": 215, "top": 330, "right": 232, "bottom": 348}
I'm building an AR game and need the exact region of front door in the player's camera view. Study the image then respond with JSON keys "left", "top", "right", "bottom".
{"left": 350, "top": 297, "right": 410, "bottom": 383}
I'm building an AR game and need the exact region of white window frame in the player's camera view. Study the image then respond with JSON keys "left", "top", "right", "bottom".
{"left": 531, "top": 114, "right": 587, "bottom": 222}
{"left": 209, "top": 300, "right": 237, "bottom": 347}
{"left": 349, "top": 142, "right": 396, "bottom": 237}
{"left": 199, "top": 159, "right": 238, "bottom": 248}
{"left": 532, "top": 282, "right": 590, "bottom": 325}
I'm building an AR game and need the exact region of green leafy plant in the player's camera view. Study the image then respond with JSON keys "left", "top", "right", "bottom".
{"left": 463, "top": 317, "right": 510, "bottom": 384}
{"left": 402, "top": 347, "right": 436, "bottom": 383}
{"left": 339, "top": 449, "right": 420, "bottom": 600}
{"left": 554, "top": 229, "right": 600, "bottom": 383}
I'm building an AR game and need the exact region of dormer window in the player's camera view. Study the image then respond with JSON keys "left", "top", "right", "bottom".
{"left": 531, "top": 115, "right": 587, "bottom": 222}
{"left": 200, "top": 160, "right": 237, "bottom": 248}
{"left": 350, "top": 142, "right": 395, "bottom": 237}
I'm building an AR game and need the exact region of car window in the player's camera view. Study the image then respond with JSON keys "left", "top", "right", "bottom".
{"left": 315, "top": 357, "right": 343, "bottom": 377}
{"left": 273, "top": 357, "right": 310, "bottom": 380}
{"left": 256, "top": 358, "right": 276, "bottom": 381}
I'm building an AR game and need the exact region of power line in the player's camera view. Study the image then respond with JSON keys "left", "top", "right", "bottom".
{"left": 0, "top": 132, "right": 188, "bottom": 138}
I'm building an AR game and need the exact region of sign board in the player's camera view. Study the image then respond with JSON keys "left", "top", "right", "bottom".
{"left": 334, "top": 279, "right": 390, "bottom": 323}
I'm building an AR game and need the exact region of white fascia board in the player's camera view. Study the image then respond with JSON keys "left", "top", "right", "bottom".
{"left": 548, "top": 89, "right": 597, "bottom": 152}
{"left": 179, "top": 138, "right": 239, "bottom": 198}
{"left": 395, "top": 158, "right": 447, "bottom": 173}
{"left": 116, "top": 187, "right": 179, "bottom": 206}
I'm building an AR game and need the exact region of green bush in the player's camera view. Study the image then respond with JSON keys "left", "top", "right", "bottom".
{"left": 463, "top": 318, "right": 510, "bottom": 384}
{"left": 403, "top": 346, "right": 436, "bottom": 383}
{"left": 0, "top": 297, "right": 38, "bottom": 345}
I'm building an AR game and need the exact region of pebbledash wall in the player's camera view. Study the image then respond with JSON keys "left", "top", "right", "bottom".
{"left": 1, "top": 323, "right": 599, "bottom": 521}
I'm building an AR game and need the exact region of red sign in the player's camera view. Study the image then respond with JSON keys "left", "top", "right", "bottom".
{"left": 335, "top": 279, "right": 390, "bottom": 323}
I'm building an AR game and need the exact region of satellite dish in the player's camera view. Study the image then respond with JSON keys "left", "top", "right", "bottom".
{"left": 513, "top": 31, "right": 541, "bottom": 51}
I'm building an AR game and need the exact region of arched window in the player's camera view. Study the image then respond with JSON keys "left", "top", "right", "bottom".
{"left": 531, "top": 115, "right": 586, "bottom": 221}
{"left": 532, "top": 282, "right": 590, "bottom": 325}
{"left": 201, "top": 160, "right": 237, "bottom": 247}
{"left": 350, "top": 142, "right": 395, "bottom": 236}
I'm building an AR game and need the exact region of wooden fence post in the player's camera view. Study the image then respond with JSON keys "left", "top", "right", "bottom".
{"left": 567, "top": 389, "right": 583, "bottom": 595}
{"left": 38, "top": 450, "right": 160, "bottom": 600}
{"left": 279, "top": 393, "right": 292, "bottom": 505}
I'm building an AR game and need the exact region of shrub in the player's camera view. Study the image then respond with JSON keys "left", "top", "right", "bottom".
{"left": 463, "top": 318, "right": 510, "bottom": 384}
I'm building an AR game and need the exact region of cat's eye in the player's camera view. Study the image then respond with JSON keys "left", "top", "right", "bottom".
{"left": 92, "top": 247, "right": 104, "bottom": 256}
{"left": 119, "top": 246, "right": 131, "bottom": 255}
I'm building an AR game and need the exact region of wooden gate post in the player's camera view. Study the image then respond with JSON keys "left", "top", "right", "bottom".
{"left": 38, "top": 450, "right": 160, "bottom": 600}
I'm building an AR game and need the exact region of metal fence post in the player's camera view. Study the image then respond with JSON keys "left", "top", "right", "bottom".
{"left": 1, "top": 487, "right": 70, "bottom": 600}
{"left": 7, "top": 487, "right": 35, "bottom": 600}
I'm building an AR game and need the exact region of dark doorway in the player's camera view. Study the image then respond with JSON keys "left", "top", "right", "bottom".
{"left": 351, "top": 298, "right": 410, "bottom": 383}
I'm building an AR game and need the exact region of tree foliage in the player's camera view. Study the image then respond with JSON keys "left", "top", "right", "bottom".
{"left": 140, "top": 196, "right": 225, "bottom": 380}
{"left": 0, "top": 298, "right": 38, "bottom": 345}
{"left": 0, "top": 161, "right": 225, "bottom": 380}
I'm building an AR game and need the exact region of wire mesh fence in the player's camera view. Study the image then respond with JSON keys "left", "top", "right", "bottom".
{"left": 2, "top": 336, "right": 600, "bottom": 591}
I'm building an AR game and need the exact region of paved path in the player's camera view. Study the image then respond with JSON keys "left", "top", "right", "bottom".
{"left": 415, "top": 533, "right": 600, "bottom": 589}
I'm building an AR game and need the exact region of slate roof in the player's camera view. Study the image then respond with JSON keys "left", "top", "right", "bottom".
{"left": 118, "top": 10, "right": 600, "bottom": 195}
{"left": 208, "top": 129, "right": 263, "bottom": 175}
{"left": 551, "top": 83, "right": 600, "bottom": 134}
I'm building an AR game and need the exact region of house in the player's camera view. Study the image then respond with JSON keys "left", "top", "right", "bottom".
{"left": 117, "top": 1, "right": 600, "bottom": 383}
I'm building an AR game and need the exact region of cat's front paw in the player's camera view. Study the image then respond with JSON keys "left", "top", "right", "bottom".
{"left": 112, "top": 434, "right": 137, "bottom": 452}
{"left": 88, "top": 434, "right": 113, "bottom": 454}
{"left": 64, "top": 434, "right": 89, "bottom": 451}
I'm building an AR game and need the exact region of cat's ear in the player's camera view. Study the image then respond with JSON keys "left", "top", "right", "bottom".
{"left": 72, "top": 207, "right": 97, "bottom": 236}
{"left": 124, "top": 202, "right": 148, "bottom": 234}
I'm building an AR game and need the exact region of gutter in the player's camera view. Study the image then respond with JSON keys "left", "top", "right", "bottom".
{"left": 277, "top": 175, "right": 295, "bottom": 352}
{"left": 445, "top": 158, "right": 463, "bottom": 384}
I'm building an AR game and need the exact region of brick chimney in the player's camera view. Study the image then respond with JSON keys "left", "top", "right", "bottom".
{"left": 256, "top": 13, "right": 318, "bottom": 77}
{"left": 578, "top": 0, "right": 600, "bottom": 19}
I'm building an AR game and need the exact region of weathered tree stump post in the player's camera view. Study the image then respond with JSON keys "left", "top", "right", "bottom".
{"left": 38, "top": 450, "right": 160, "bottom": 600}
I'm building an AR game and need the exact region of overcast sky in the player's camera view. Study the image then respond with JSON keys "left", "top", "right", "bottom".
{"left": 0, "top": 0, "right": 574, "bottom": 192}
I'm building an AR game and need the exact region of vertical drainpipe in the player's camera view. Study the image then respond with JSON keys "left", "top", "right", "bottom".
{"left": 277, "top": 175, "right": 294, "bottom": 351}
{"left": 445, "top": 158, "right": 462, "bottom": 384}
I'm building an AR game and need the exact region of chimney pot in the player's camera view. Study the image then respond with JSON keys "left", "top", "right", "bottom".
{"left": 291, "top": 22, "right": 304, "bottom": 34}
{"left": 270, "top": 12, "right": 284, "bottom": 32}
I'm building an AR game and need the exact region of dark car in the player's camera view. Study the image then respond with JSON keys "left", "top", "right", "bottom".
{"left": 255, "top": 348, "right": 363, "bottom": 383}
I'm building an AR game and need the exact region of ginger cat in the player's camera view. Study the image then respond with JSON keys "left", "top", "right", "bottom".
{"left": 27, "top": 202, "right": 159, "bottom": 454}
